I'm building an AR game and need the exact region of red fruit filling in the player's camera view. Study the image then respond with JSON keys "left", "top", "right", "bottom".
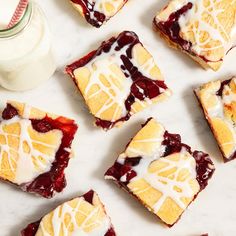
{"left": 21, "top": 221, "right": 40, "bottom": 236}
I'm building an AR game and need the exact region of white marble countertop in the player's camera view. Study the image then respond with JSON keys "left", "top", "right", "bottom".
{"left": 1, "top": 0, "right": 236, "bottom": 235}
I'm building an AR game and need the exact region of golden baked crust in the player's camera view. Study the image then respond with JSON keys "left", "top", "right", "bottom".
{"left": 154, "top": 0, "right": 236, "bottom": 71}
{"left": 105, "top": 118, "right": 215, "bottom": 226}
{"left": 195, "top": 77, "right": 236, "bottom": 161}
{"left": 66, "top": 31, "right": 171, "bottom": 130}
{"left": 22, "top": 190, "right": 115, "bottom": 236}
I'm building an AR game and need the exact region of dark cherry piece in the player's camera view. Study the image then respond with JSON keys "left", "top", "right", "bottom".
{"left": 216, "top": 79, "right": 231, "bottom": 96}
{"left": 155, "top": 3, "right": 193, "bottom": 51}
{"left": 2, "top": 103, "right": 18, "bottom": 120}
{"left": 66, "top": 31, "right": 168, "bottom": 130}
{"left": 193, "top": 151, "right": 214, "bottom": 189}
{"left": 83, "top": 189, "right": 95, "bottom": 204}
{"left": 2, "top": 103, "right": 78, "bottom": 198}
{"left": 21, "top": 221, "right": 40, "bottom": 236}
{"left": 154, "top": 2, "right": 222, "bottom": 63}
{"left": 105, "top": 227, "right": 116, "bottom": 236}
{"left": 21, "top": 190, "right": 116, "bottom": 236}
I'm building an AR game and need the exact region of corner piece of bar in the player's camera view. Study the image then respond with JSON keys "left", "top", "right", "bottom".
{"left": 66, "top": 31, "right": 171, "bottom": 130}
{"left": 21, "top": 190, "right": 116, "bottom": 236}
{"left": 153, "top": 0, "right": 236, "bottom": 71}
{"left": 195, "top": 77, "right": 236, "bottom": 162}
{"left": 0, "top": 101, "right": 78, "bottom": 198}
{"left": 69, "top": 0, "right": 128, "bottom": 27}
{"left": 105, "top": 118, "right": 215, "bottom": 226}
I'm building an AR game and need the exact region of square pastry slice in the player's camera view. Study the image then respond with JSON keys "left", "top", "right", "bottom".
{"left": 0, "top": 101, "right": 78, "bottom": 198}
{"left": 70, "top": 0, "right": 128, "bottom": 27}
{"left": 105, "top": 118, "right": 215, "bottom": 226}
{"left": 195, "top": 77, "right": 236, "bottom": 162}
{"left": 153, "top": 0, "right": 236, "bottom": 71}
{"left": 21, "top": 190, "right": 116, "bottom": 236}
{"left": 66, "top": 31, "right": 171, "bottom": 130}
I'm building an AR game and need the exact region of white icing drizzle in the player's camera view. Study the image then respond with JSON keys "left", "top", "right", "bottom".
{"left": 83, "top": 43, "right": 132, "bottom": 121}
{"left": 75, "top": 33, "right": 168, "bottom": 122}
{"left": 23, "top": 104, "right": 32, "bottom": 118}
{"left": 117, "top": 131, "right": 198, "bottom": 211}
{"left": 130, "top": 55, "right": 156, "bottom": 80}
{"left": 146, "top": 150, "right": 196, "bottom": 211}
{"left": 131, "top": 149, "right": 197, "bottom": 211}
{"left": 177, "top": 0, "right": 236, "bottom": 56}
{"left": 36, "top": 197, "right": 111, "bottom": 236}
{"left": 0, "top": 108, "right": 63, "bottom": 185}
{"left": 205, "top": 93, "right": 224, "bottom": 118}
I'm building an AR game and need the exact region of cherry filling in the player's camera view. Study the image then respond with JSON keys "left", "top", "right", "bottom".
{"left": 155, "top": 3, "right": 193, "bottom": 51}
{"left": 21, "top": 191, "right": 116, "bottom": 236}
{"left": 21, "top": 221, "right": 40, "bottom": 236}
{"left": 154, "top": 2, "right": 223, "bottom": 63}
{"left": 105, "top": 157, "right": 141, "bottom": 185}
{"left": 1, "top": 104, "right": 78, "bottom": 198}
{"left": 193, "top": 151, "right": 214, "bottom": 189}
{"left": 66, "top": 31, "right": 168, "bottom": 130}
{"left": 83, "top": 189, "right": 95, "bottom": 204}
{"left": 105, "top": 228, "right": 116, "bottom": 236}
{"left": 105, "top": 119, "right": 215, "bottom": 191}
{"left": 2, "top": 103, "right": 18, "bottom": 120}
{"left": 162, "top": 131, "right": 191, "bottom": 156}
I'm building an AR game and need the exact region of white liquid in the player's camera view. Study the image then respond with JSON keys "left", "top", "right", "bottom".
{"left": 0, "top": 2, "right": 56, "bottom": 91}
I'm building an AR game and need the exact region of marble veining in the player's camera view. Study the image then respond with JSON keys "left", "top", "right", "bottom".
{"left": 0, "top": 0, "right": 236, "bottom": 235}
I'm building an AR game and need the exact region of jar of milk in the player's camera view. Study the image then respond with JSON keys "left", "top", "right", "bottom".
{"left": 0, "top": 1, "right": 56, "bottom": 91}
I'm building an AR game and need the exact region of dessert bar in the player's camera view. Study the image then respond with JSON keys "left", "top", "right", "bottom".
{"left": 105, "top": 118, "right": 215, "bottom": 226}
{"left": 66, "top": 31, "right": 171, "bottom": 130}
{"left": 21, "top": 190, "right": 116, "bottom": 236}
{"left": 153, "top": 0, "right": 236, "bottom": 71}
{"left": 195, "top": 77, "right": 236, "bottom": 162}
{"left": 0, "top": 101, "right": 78, "bottom": 198}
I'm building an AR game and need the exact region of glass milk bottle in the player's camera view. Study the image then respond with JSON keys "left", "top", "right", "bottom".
{"left": 0, "top": 1, "right": 56, "bottom": 91}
